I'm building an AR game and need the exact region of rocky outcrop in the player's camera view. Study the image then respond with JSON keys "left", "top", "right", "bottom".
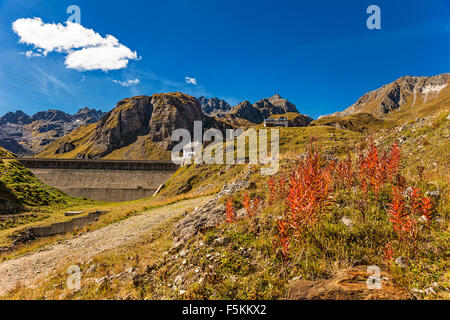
{"left": 53, "top": 93, "right": 230, "bottom": 159}
{"left": 198, "top": 97, "right": 232, "bottom": 115}
{"left": 332, "top": 73, "right": 450, "bottom": 117}
{"left": 286, "top": 265, "right": 411, "bottom": 300}
{"left": 172, "top": 171, "right": 251, "bottom": 246}
{"left": 230, "top": 94, "right": 300, "bottom": 124}
{"left": 55, "top": 142, "right": 75, "bottom": 154}
{"left": 0, "top": 138, "right": 31, "bottom": 156}
{"left": 74, "top": 107, "right": 104, "bottom": 124}
{"left": 288, "top": 114, "right": 313, "bottom": 127}
{"left": 232, "top": 101, "right": 265, "bottom": 123}
{"left": 0, "top": 111, "right": 31, "bottom": 126}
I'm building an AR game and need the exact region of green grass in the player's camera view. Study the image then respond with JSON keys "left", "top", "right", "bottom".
{"left": 0, "top": 159, "right": 71, "bottom": 207}
{"left": 2, "top": 110, "right": 449, "bottom": 300}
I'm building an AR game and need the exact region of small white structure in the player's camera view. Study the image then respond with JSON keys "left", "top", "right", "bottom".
{"left": 263, "top": 117, "right": 289, "bottom": 127}
{"left": 182, "top": 141, "right": 201, "bottom": 164}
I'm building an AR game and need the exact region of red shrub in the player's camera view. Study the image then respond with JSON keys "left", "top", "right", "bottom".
{"left": 420, "top": 196, "right": 434, "bottom": 223}
{"left": 384, "top": 142, "right": 401, "bottom": 181}
{"left": 409, "top": 187, "right": 422, "bottom": 216}
{"left": 275, "top": 218, "right": 290, "bottom": 261}
{"left": 383, "top": 242, "right": 394, "bottom": 264}
{"left": 358, "top": 143, "right": 402, "bottom": 199}
{"left": 285, "top": 148, "right": 332, "bottom": 243}
{"left": 335, "top": 154, "right": 353, "bottom": 190}
{"left": 388, "top": 187, "right": 414, "bottom": 239}
{"left": 242, "top": 192, "right": 260, "bottom": 218}
{"left": 225, "top": 197, "right": 235, "bottom": 223}
{"left": 267, "top": 177, "right": 277, "bottom": 204}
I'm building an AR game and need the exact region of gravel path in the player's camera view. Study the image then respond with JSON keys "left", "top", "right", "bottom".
{"left": 0, "top": 196, "right": 211, "bottom": 296}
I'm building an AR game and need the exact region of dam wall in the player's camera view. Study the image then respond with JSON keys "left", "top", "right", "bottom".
{"left": 15, "top": 158, "right": 179, "bottom": 202}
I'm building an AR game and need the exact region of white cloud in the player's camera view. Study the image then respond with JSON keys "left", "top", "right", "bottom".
{"left": 65, "top": 45, "right": 137, "bottom": 71}
{"left": 185, "top": 76, "right": 197, "bottom": 85}
{"left": 12, "top": 17, "right": 138, "bottom": 71}
{"left": 112, "top": 78, "right": 140, "bottom": 87}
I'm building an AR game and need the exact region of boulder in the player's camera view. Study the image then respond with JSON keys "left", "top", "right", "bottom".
{"left": 172, "top": 175, "right": 250, "bottom": 246}
{"left": 286, "top": 265, "right": 411, "bottom": 300}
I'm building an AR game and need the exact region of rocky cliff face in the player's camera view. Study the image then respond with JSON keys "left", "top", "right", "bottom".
{"left": 198, "top": 97, "right": 232, "bottom": 115}
{"left": 0, "top": 108, "right": 104, "bottom": 156}
{"left": 332, "top": 73, "right": 450, "bottom": 117}
{"left": 39, "top": 93, "right": 229, "bottom": 160}
{"left": 230, "top": 94, "right": 300, "bottom": 124}
{"left": 90, "top": 93, "right": 218, "bottom": 157}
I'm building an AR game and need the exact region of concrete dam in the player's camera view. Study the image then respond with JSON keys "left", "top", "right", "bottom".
{"left": 17, "top": 158, "right": 179, "bottom": 202}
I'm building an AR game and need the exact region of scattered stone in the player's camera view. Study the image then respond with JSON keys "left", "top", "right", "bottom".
{"left": 214, "top": 237, "right": 231, "bottom": 246}
{"left": 84, "top": 264, "right": 98, "bottom": 274}
{"left": 395, "top": 256, "right": 408, "bottom": 268}
{"left": 425, "top": 190, "right": 441, "bottom": 201}
{"left": 178, "top": 250, "right": 189, "bottom": 258}
{"left": 341, "top": 216, "right": 353, "bottom": 228}
{"left": 425, "top": 287, "right": 436, "bottom": 296}
{"left": 174, "top": 275, "right": 183, "bottom": 286}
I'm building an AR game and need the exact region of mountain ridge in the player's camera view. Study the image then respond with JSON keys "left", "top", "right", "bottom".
{"left": 0, "top": 107, "right": 104, "bottom": 155}
{"left": 331, "top": 73, "right": 450, "bottom": 118}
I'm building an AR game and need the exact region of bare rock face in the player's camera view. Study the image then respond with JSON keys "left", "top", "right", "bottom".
{"left": 55, "top": 142, "right": 75, "bottom": 154}
{"left": 0, "top": 108, "right": 104, "bottom": 156}
{"left": 172, "top": 198, "right": 226, "bottom": 247}
{"left": 288, "top": 114, "right": 312, "bottom": 127}
{"left": 90, "top": 96, "right": 154, "bottom": 157}
{"left": 230, "top": 94, "right": 300, "bottom": 124}
{"left": 232, "top": 101, "right": 265, "bottom": 124}
{"left": 82, "top": 93, "right": 228, "bottom": 159}
{"left": 286, "top": 265, "right": 411, "bottom": 300}
{"left": 172, "top": 172, "right": 251, "bottom": 246}
{"left": 148, "top": 93, "right": 206, "bottom": 149}
{"left": 267, "top": 93, "right": 298, "bottom": 113}
{"left": 198, "top": 97, "right": 232, "bottom": 115}
{"left": 332, "top": 73, "right": 450, "bottom": 117}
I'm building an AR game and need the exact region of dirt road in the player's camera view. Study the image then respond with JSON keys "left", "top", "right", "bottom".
{"left": 0, "top": 196, "right": 211, "bottom": 296}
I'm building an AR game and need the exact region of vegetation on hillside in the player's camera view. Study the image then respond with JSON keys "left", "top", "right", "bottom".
{"left": 5, "top": 109, "right": 448, "bottom": 300}
{"left": 310, "top": 113, "right": 387, "bottom": 132}
{"left": 0, "top": 159, "right": 69, "bottom": 207}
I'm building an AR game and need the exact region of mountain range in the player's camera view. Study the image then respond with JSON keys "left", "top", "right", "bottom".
{"left": 0, "top": 108, "right": 104, "bottom": 156}
{"left": 1, "top": 73, "right": 448, "bottom": 159}
{"left": 11, "top": 93, "right": 308, "bottom": 159}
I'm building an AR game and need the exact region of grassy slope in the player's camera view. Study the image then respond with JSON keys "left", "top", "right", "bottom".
{"left": 36, "top": 123, "right": 96, "bottom": 159}
{"left": 3, "top": 109, "right": 449, "bottom": 300}
{"left": 0, "top": 159, "right": 70, "bottom": 207}
{"left": 310, "top": 113, "right": 388, "bottom": 132}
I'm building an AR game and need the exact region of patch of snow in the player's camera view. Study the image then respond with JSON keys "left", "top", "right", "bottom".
{"left": 422, "top": 84, "right": 447, "bottom": 103}
{"left": 422, "top": 84, "right": 447, "bottom": 94}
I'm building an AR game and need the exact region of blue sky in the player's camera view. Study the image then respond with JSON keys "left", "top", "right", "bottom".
{"left": 0, "top": 0, "right": 449, "bottom": 119}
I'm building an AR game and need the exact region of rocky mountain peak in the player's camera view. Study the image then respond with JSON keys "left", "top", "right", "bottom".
{"left": 0, "top": 110, "right": 32, "bottom": 125}
{"left": 198, "top": 96, "right": 232, "bottom": 115}
{"left": 0, "top": 107, "right": 104, "bottom": 156}
{"left": 332, "top": 73, "right": 450, "bottom": 117}
{"left": 230, "top": 95, "right": 300, "bottom": 124}
{"left": 79, "top": 92, "right": 227, "bottom": 159}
